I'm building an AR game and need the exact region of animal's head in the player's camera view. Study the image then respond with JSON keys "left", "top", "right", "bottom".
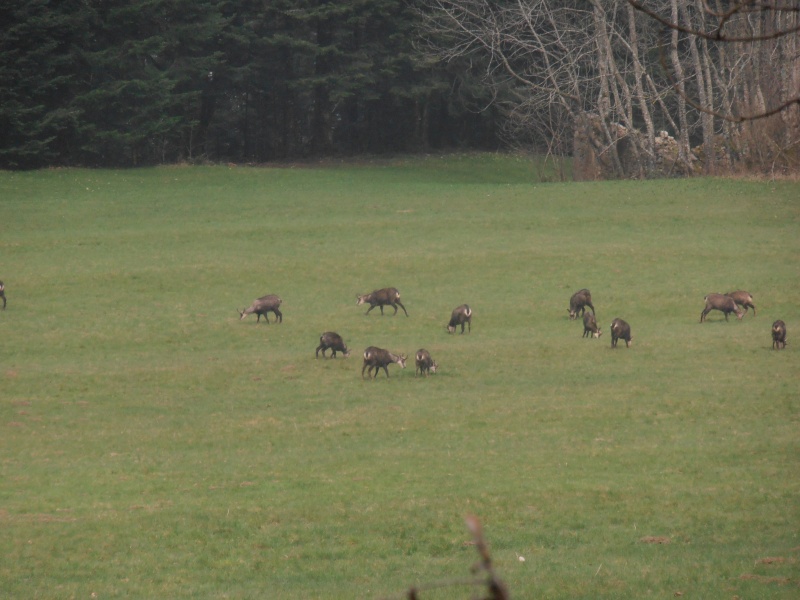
{"left": 430, "top": 361, "right": 438, "bottom": 374}
{"left": 397, "top": 355, "right": 407, "bottom": 369}
{"left": 238, "top": 309, "right": 246, "bottom": 320}
{"left": 593, "top": 329, "right": 602, "bottom": 339}
{"left": 356, "top": 294, "right": 368, "bottom": 306}
{"left": 447, "top": 324, "right": 456, "bottom": 334}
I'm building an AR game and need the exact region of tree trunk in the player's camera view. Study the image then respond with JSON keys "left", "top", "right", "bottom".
{"left": 670, "top": 0, "right": 693, "bottom": 172}
{"left": 627, "top": 2, "right": 656, "bottom": 174}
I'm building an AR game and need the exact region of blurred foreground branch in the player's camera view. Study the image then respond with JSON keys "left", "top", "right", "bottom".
{"left": 392, "top": 515, "right": 510, "bottom": 600}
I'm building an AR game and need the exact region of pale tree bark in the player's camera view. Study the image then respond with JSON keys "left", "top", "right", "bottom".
{"left": 421, "top": 0, "right": 798, "bottom": 176}
{"left": 669, "top": 0, "right": 694, "bottom": 171}
{"left": 591, "top": 0, "right": 644, "bottom": 177}
{"left": 627, "top": 0, "right": 800, "bottom": 174}
{"left": 592, "top": 3, "right": 626, "bottom": 178}
{"left": 419, "top": 0, "right": 708, "bottom": 178}
{"left": 627, "top": 1, "right": 657, "bottom": 172}
{"left": 420, "top": 0, "right": 682, "bottom": 178}
{"left": 779, "top": 7, "right": 800, "bottom": 168}
{"left": 420, "top": 1, "right": 598, "bottom": 173}
{"left": 680, "top": 0, "right": 715, "bottom": 173}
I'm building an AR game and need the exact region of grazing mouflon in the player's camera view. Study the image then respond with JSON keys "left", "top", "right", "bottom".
{"left": 0, "top": 280, "right": 5, "bottom": 310}
{"left": 362, "top": 346, "right": 407, "bottom": 379}
{"left": 700, "top": 293, "right": 743, "bottom": 323}
{"left": 239, "top": 294, "right": 283, "bottom": 323}
{"left": 356, "top": 287, "right": 408, "bottom": 316}
{"left": 772, "top": 320, "right": 787, "bottom": 350}
{"left": 316, "top": 332, "right": 350, "bottom": 358}
{"left": 582, "top": 312, "right": 602, "bottom": 338}
{"left": 414, "top": 349, "right": 438, "bottom": 377}
{"left": 725, "top": 290, "right": 756, "bottom": 317}
{"left": 610, "top": 318, "right": 632, "bottom": 348}
{"left": 447, "top": 304, "right": 472, "bottom": 334}
{"left": 568, "top": 289, "right": 595, "bottom": 320}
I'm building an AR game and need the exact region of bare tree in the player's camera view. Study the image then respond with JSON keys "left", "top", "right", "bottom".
{"left": 627, "top": 0, "right": 800, "bottom": 173}
{"left": 419, "top": 0, "right": 699, "bottom": 179}
{"left": 420, "top": 0, "right": 799, "bottom": 177}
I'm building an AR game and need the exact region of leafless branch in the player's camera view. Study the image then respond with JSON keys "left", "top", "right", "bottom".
{"left": 465, "top": 514, "right": 510, "bottom": 600}
{"left": 656, "top": 40, "right": 800, "bottom": 122}
{"left": 384, "top": 515, "right": 510, "bottom": 600}
{"left": 626, "top": 0, "right": 800, "bottom": 42}
{"left": 420, "top": 0, "right": 800, "bottom": 176}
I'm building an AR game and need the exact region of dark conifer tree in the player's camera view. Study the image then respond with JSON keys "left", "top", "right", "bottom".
{"left": 0, "top": 0, "right": 499, "bottom": 167}
{"left": 0, "top": 0, "right": 90, "bottom": 168}
{"left": 73, "top": 0, "right": 223, "bottom": 165}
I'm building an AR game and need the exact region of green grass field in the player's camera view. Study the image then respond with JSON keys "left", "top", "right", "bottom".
{"left": 1, "top": 155, "right": 798, "bottom": 599}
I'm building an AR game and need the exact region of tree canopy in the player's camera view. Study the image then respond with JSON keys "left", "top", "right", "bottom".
{"left": 0, "top": 0, "right": 498, "bottom": 169}
{"left": 1, "top": 0, "right": 797, "bottom": 174}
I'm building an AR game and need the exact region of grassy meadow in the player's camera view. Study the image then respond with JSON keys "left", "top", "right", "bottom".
{"left": 1, "top": 155, "right": 798, "bottom": 599}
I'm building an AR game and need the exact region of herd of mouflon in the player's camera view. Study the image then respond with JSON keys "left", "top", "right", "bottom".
{"left": 233, "top": 285, "right": 788, "bottom": 379}
{"left": 568, "top": 288, "right": 786, "bottom": 349}
{"left": 0, "top": 281, "right": 787, "bottom": 381}
{"left": 238, "top": 287, "right": 468, "bottom": 379}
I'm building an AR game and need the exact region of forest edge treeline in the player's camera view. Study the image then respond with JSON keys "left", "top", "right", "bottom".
{"left": 1, "top": 0, "right": 797, "bottom": 175}
{"left": 1, "top": 0, "right": 500, "bottom": 169}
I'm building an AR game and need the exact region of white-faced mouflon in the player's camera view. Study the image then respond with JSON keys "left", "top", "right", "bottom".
{"left": 414, "top": 349, "right": 438, "bottom": 377}
{"left": 610, "top": 318, "right": 632, "bottom": 348}
{"left": 582, "top": 312, "right": 602, "bottom": 338}
{"left": 725, "top": 290, "right": 756, "bottom": 317}
{"left": 316, "top": 332, "right": 350, "bottom": 358}
{"left": 772, "top": 320, "right": 787, "bottom": 350}
{"left": 568, "top": 289, "right": 594, "bottom": 320}
{"left": 239, "top": 294, "right": 282, "bottom": 323}
{"left": 362, "top": 346, "right": 407, "bottom": 379}
{"left": 356, "top": 287, "right": 408, "bottom": 316}
{"left": 700, "top": 293, "right": 743, "bottom": 323}
{"left": 447, "top": 304, "right": 472, "bottom": 334}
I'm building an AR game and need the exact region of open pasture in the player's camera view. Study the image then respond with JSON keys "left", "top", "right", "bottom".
{"left": 1, "top": 155, "right": 798, "bottom": 598}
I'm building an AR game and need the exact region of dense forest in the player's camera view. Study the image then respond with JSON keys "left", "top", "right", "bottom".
{"left": 1, "top": 0, "right": 499, "bottom": 169}
{"left": 1, "top": 0, "right": 798, "bottom": 176}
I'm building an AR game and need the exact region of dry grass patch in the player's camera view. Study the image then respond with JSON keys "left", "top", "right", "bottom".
{"left": 640, "top": 536, "right": 672, "bottom": 544}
